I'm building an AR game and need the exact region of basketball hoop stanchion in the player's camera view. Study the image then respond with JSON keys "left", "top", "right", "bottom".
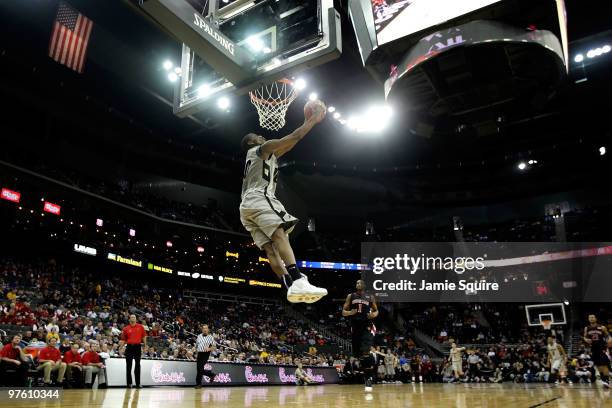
{"left": 249, "top": 79, "right": 298, "bottom": 131}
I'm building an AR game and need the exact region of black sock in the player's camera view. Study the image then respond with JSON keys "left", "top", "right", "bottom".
{"left": 286, "top": 264, "right": 301, "bottom": 281}
{"left": 281, "top": 274, "right": 293, "bottom": 289}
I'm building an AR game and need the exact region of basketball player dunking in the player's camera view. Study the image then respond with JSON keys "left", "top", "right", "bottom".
{"left": 239, "top": 100, "right": 327, "bottom": 303}
{"left": 584, "top": 314, "right": 610, "bottom": 388}
{"left": 342, "top": 279, "right": 378, "bottom": 392}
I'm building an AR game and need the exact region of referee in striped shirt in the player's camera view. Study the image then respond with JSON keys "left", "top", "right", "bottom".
{"left": 195, "top": 324, "right": 216, "bottom": 388}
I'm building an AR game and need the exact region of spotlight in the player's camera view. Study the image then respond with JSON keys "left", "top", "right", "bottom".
{"left": 574, "top": 54, "right": 584, "bottom": 63}
{"left": 563, "top": 300, "right": 570, "bottom": 306}
{"left": 308, "top": 93, "right": 318, "bottom": 101}
{"left": 328, "top": 106, "right": 336, "bottom": 113}
{"left": 294, "top": 78, "right": 306, "bottom": 91}
{"left": 197, "top": 246, "right": 205, "bottom": 253}
{"left": 129, "top": 228, "right": 136, "bottom": 237}
{"left": 347, "top": 116, "right": 360, "bottom": 130}
{"left": 217, "top": 96, "right": 230, "bottom": 110}
{"left": 333, "top": 112, "right": 341, "bottom": 119}
{"left": 600, "top": 146, "right": 607, "bottom": 156}
{"left": 517, "top": 162, "right": 527, "bottom": 170}
{"left": 168, "top": 72, "right": 178, "bottom": 82}
{"left": 96, "top": 218, "right": 103, "bottom": 227}
{"left": 355, "top": 105, "right": 393, "bottom": 133}
{"left": 527, "top": 159, "right": 538, "bottom": 165}
{"left": 197, "top": 84, "right": 211, "bottom": 98}
{"left": 166, "top": 241, "right": 173, "bottom": 248}
{"left": 162, "top": 60, "right": 173, "bottom": 71}
{"left": 603, "top": 45, "right": 611, "bottom": 53}
{"left": 174, "top": 67, "right": 182, "bottom": 75}
{"left": 246, "top": 35, "right": 264, "bottom": 53}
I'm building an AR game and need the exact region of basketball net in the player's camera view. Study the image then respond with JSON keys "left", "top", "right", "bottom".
{"left": 541, "top": 319, "right": 552, "bottom": 331}
{"left": 249, "top": 79, "right": 298, "bottom": 131}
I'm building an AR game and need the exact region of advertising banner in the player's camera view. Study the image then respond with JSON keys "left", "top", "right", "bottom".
{"left": 105, "top": 359, "right": 339, "bottom": 387}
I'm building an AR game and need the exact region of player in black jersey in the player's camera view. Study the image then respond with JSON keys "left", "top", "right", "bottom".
{"left": 583, "top": 314, "right": 610, "bottom": 388}
{"left": 342, "top": 279, "right": 378, "bottom": 392}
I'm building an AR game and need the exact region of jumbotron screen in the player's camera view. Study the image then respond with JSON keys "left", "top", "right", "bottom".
{"left": 371, "top": 0, "right": 502, "bottom": 45}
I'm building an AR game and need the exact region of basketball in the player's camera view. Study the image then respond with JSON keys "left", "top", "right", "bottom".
{"left": 305, "top": 99, "right": 326, "bottom": 122}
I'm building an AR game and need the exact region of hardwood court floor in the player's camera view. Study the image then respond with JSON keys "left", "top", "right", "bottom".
{"left": 3, "top": 383, "right": 611, "bottom": 408}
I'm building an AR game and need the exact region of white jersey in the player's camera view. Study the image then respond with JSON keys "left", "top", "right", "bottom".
{"left": 241, "top": 146, "right": 279, "bottom": 202}
{"left": 548, "top": 343, "right": 562, "bottom": 361}
{"left": 450, "top": 348, "right": 463, "bottom": 363}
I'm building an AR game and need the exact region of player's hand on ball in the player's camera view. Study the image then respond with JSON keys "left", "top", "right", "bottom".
{"left": 314, "top": 101, "right": 326, "bottom": 123}
{"left": 305, "top": 100, "right": 326, "bottom": 124}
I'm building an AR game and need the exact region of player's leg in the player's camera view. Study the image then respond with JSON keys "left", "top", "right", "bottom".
{"left": 271, "top": 227, "right": 297, "bottom": 266}
{"left": 243, "top": 216, "right": 294, "bottom": 290}
{"left": 598, "top": 364, "right": 610, "bottom": 388}
{"left": 270, "top": 227, "right": 328, "bottom": 303}
{"left": 262, "top": 242, "right": 291, "bottom": 283}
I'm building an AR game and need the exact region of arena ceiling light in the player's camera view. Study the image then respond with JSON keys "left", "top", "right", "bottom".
{"left": 217, "top": 96, "right": 231, "bottom": 110}
{"left": 600, "top": 146, "right": 607, "bottom": 156}
{"left": 245, "top": 35, "right": 265, "bottom": 53}
{"left": 344, "top": 105, "right": 393, "bottom": 133}
{"left": 294, "top": 78, "right": 307, "bottom": 91}
{"left": 327, "top": 106, "right": 336, "bottom": 113}
{"left": 517, "top": 162, "right": 527, "bottom": 170}
{"left": 162, "top": 60, "right": 173, "bottom": 71}
{"left": 197, "top": 84, "right": 211, "bottom": 98}
{"left": 586, "top": 44, "right": 611, "bottom": 59}
{"left": 308, "top": 92, "right": 318, "bottom": 101}
{"left": 167, "top": 72, "right": 178, "bottom": 82}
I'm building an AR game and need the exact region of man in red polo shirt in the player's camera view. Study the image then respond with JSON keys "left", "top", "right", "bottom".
{"left": 63, "top": 343, "right": 84, "bottom": 387}
{"left": 82, "top": 343, "right": 107, "bottom": 388}
{"left": 38, "top": 337, "right": 66, "bottom": 386}
{"left": 0, "top": 334, "right": 29, "bottom": 386}
{"left": 120, "top": 314, "right": 147, "bottom": 388}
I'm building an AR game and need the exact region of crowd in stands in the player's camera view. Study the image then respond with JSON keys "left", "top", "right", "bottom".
{"left": 2, "top": 256, "right": 612, "bottom": 388}
{"left": 0, "top": 258, "right": 344, "bottom": 387}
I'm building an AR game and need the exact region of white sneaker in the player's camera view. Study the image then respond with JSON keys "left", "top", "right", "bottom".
{"left": 287, "top": 277, "right": 328, "bottom": 303}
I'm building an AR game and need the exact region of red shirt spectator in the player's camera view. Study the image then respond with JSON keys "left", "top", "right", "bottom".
{"left": 38, "top": 345, "right": 61, "bottom": 362}
{"left": 82, "top": 351, "right": 101, "bottom": 365}
{"left": 0, "top": 343, "right": 19, "bottom": 360}
{"left": 63, "top": 350, "right": 82, "bottom": 364}
{"left": 121, "top": 323, "right": 147, "bottom": 345}
{"left": 149, "top": 326, "right": 161, "bottom": 337}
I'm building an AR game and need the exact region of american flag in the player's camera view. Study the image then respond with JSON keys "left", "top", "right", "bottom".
{"left": 48, "top": 2, "right": 93, "bottom": 73}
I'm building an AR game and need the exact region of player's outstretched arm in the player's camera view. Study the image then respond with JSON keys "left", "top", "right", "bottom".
{"left": 259, "top": 103, "right": 326, "bottom": 159}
